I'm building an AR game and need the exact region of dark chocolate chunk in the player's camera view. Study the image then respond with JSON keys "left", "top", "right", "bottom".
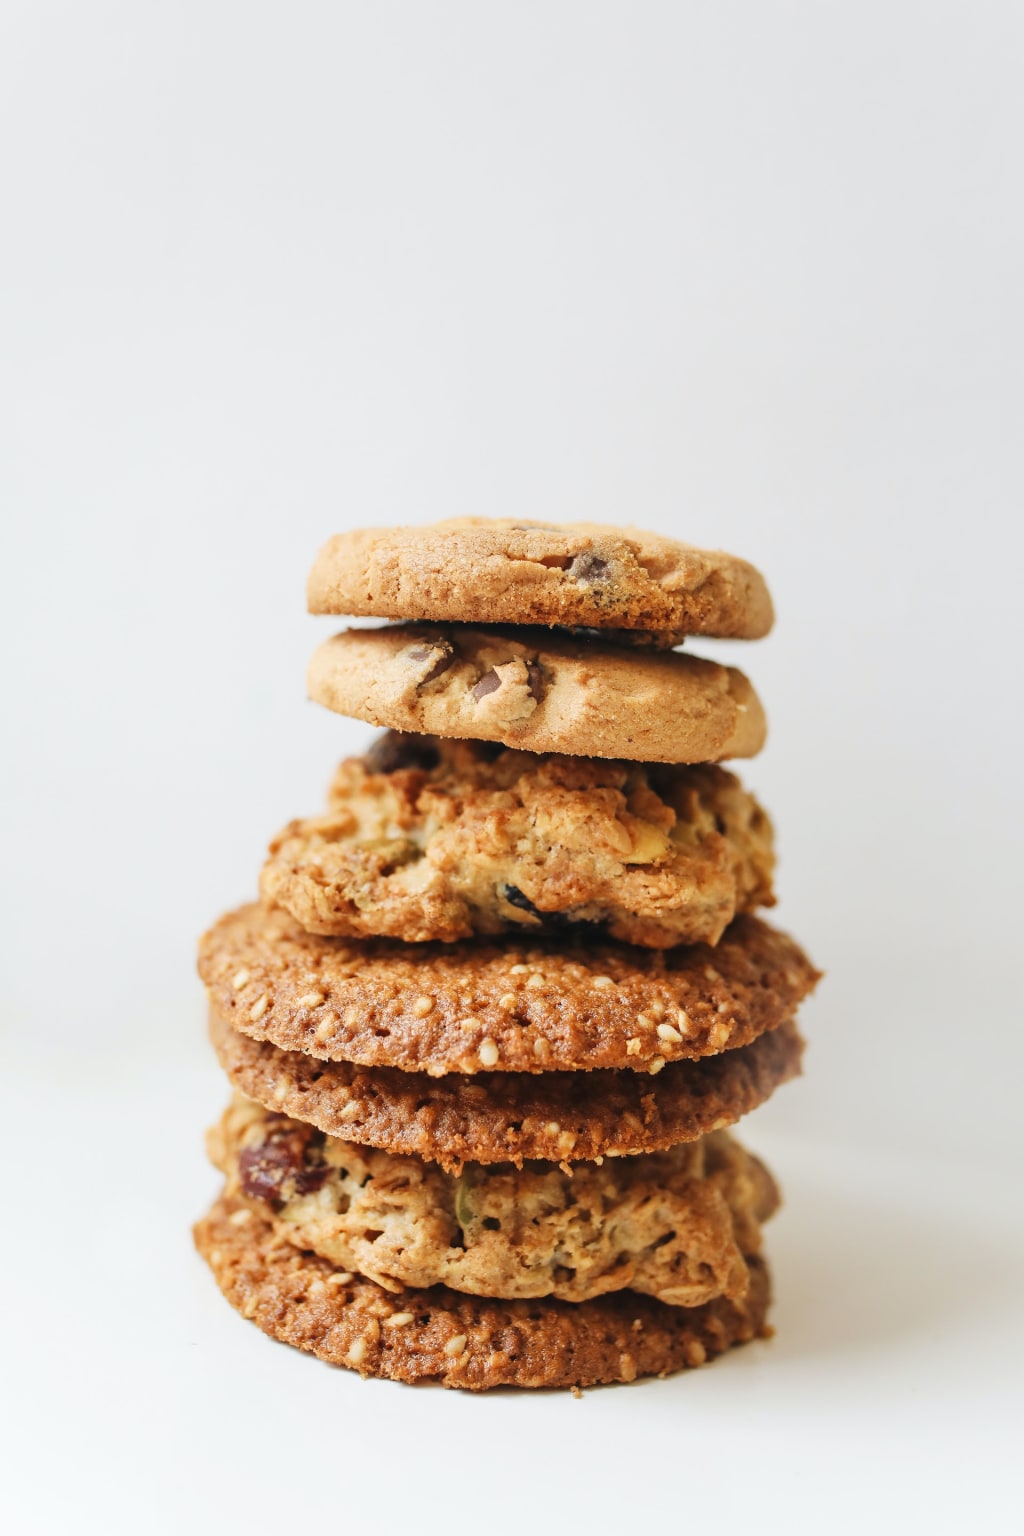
{"left": 405, "top": 640, "right": 455, "bottom": 684}
{"left": 364, "top": 731, "right": 441, "bottom": 775}
{"left": 471, "top": 669, "right": 502, "bottom": 701}
{"left": 526, "top": 662, "right": 546, "bottom": 703}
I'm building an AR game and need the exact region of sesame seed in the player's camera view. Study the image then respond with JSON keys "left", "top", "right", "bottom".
{"left": 297, "top": 991, "right": 324, "bottom": 1009}
{"left": 591, "top": 976, "right": 615, "bottom": 990}
{"left": 458, "top": 1015, "right": 482, "bottom": 1032}
{"left": 249, "top": 995, "right": 269, "bottom": 1021}
{"left": 709, "top": 1020, "right": 731, "bottom": 1050}
{"left": 685, "top": 1339, "right": 707, "bottom": 1367}
{"left": 498, "top": 992, "right": 518, "bottom": 1011}
{"left": 533, "top": 1037, "right": 551, "bottom": 1060}
{"left": 657, "top": 1022, "right": 683, "bottom": 1044}
{"left": 677, "top": 1009, "right": 692, "bottom": 1034}
{"left": 308, "top": 1278, "right": 327, "bottom": 1297}
{"left": 509, "top": 964, "right": 529, "bottom": 975}
{"left": 347, "top": 1338, "right": 368, "bottom": 1366}
{"left": 545, "top": 1121, "right": 561, "bottom": 1135}
{"left": 626, "top": 1037, "right": 642, "bottom": 1056}
{"left": 326, "top": 1272, "right": 353, "bottom": 1287}
{"left": 386, "top": 1312, "right": 414, "bottom": 1328}
{"left": 272, "top": 1080, "right": 290, "bottom": 1102}
{"left": 704, "top": 967, "right": 721, "bottom": 982}
{"left": 412, "top": 995, "right": 435, "bottom": 1017}
{"left": 231, "top": 969, "right": 250, "bottom": 990}
{"left": 314, "top": 1016, "right": 337, "bottom": 1042}
{"left": 228, "top": 1208, "right": 252, "bottom": 1227}
{"left": 339, "top": 1101, "right": 362, "bottom": 1121}
{"left": 525, "top": 973, "right": 546, "bottom": 989}
{"left": 636, "top": 1013, "right": 653, "bottom": 1029}
{"left": 717, "top": 1001, "right": 729, "bottom": 1014}
{"left": 444, "top": 1334, "right": 468, "bottom": 1357}
{"left": 647, "top": 1057, "right": 666, "bottom": 1075}
{"left": 479, "top": 1038, "right": 500, "bottom": 1068}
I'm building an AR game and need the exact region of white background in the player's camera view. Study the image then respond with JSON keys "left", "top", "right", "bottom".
{"left": 1, "top": 3, "right": 1022, "bottom": 1532}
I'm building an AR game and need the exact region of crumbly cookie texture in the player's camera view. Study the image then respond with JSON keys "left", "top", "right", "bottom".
{"left": 261, "top": 733, "right": 775, "bottom": 948}
{"left": 209, "top": 1097, "right": 777, "bottom": 1308}
{"left": 195, "top": 1193, "right": 772, "bottom": 1389}
{"left": 306, "top": 624, "right": 766, "bottom": 764}
{"left": 199, "top": 902, "right": 820, "bottom": 1075}
{"left": 208, "top": 1005, "right": 803, "bottom": 1169}
{"left": 306, "top": 519, "right": 773, "bottom": 642}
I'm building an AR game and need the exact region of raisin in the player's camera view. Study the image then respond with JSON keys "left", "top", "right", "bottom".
{"left": 238, "top": 1125, "right": 329, "bottom": 1206}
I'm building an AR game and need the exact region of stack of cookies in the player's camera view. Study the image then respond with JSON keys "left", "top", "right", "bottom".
{"left": 195, "top": 519, "right": 820, "bottom": 1391}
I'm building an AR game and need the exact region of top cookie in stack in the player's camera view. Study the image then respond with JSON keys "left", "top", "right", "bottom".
{"left": 195, "top": 519, "right": 819, "bottom": 1392}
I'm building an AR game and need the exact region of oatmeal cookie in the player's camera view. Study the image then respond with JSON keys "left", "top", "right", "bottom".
{"left": 199, "top": 902, "right": 820, "bottom": 1074}
{"left": 261, "top": 734, "right": 774, "bottom": 947}
{"left": 195, "top": 1194, "right": 772, "bottom": 1389}
{"left": 209, "top": 1097, "right": 777, "bottom": 1307}
{"left": 208, "top": 1005, "right": 804, "bottom": 1169}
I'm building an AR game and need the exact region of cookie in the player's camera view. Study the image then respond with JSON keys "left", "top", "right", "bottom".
{"left": 211, "top": 1097, "right": 776, "bottom": 1307}
{"left": 307, "top": 625, "right": 766, "bottom": 764}
{"left": 195, "top": 1194, "right": 772, "bottom": 1389}
{"left": 199, "top": 903, "right": 819, "bottom": 1075}
{"left": 261, "top": 733, "right": 775, "bottom": 948}
{"left": 306, "top": 520, "right": 773, "bottom": 642}
{"left": 209, "top": 1006, "right": 803, "bottom": 1169}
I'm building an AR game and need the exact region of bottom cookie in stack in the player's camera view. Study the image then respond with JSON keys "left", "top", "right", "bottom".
{"left": 195, "top": 1091, "right": 782, "bottom": 1390}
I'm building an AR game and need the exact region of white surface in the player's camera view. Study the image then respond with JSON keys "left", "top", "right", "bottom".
{"left": 2, "top": 2, "right": 1022, "bottom": 1532}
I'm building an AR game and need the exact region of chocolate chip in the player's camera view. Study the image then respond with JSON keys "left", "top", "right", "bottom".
{"left": 526, "top": 662, "right": 546, "bottom": 703}
{"left": 405, "top": 640, "right": 454, "bottom": 684}
{"left": 570, "top": 552, "right": 610, "bottom": 583}
{"left": 364, "top": 731, "right": 441, "bottom": 775}
{"left": 471, "top": 669, "right": 502, "bottom": 701}
{"left": 238, "top": 1126, "right": 329, "bottom": 1207}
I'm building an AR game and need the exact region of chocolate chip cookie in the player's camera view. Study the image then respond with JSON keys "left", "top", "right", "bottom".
{"left": 307, "top": 624, "right": 767, "bottom": 763}
{"left": 307, "top": 519, "right": 773, "bottom": 642}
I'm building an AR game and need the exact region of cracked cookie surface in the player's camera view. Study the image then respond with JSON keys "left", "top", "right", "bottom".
{"left": 261, "top": 733, "right": 775, "bottom": 948}
{"left": 199, "top": 902, "right": 819, "bottom": 1075}
{"left": 307, "top": 624, "right": 766, "bottom": 763}
{"left": 209, "top": 1005, "right": 803, "bottom": 1168}
{"left": 209, "top": 1096, "right": 777, "bottom": 1307}
{"left": 307, "top": 519, "right": 773, "bottom": 642}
